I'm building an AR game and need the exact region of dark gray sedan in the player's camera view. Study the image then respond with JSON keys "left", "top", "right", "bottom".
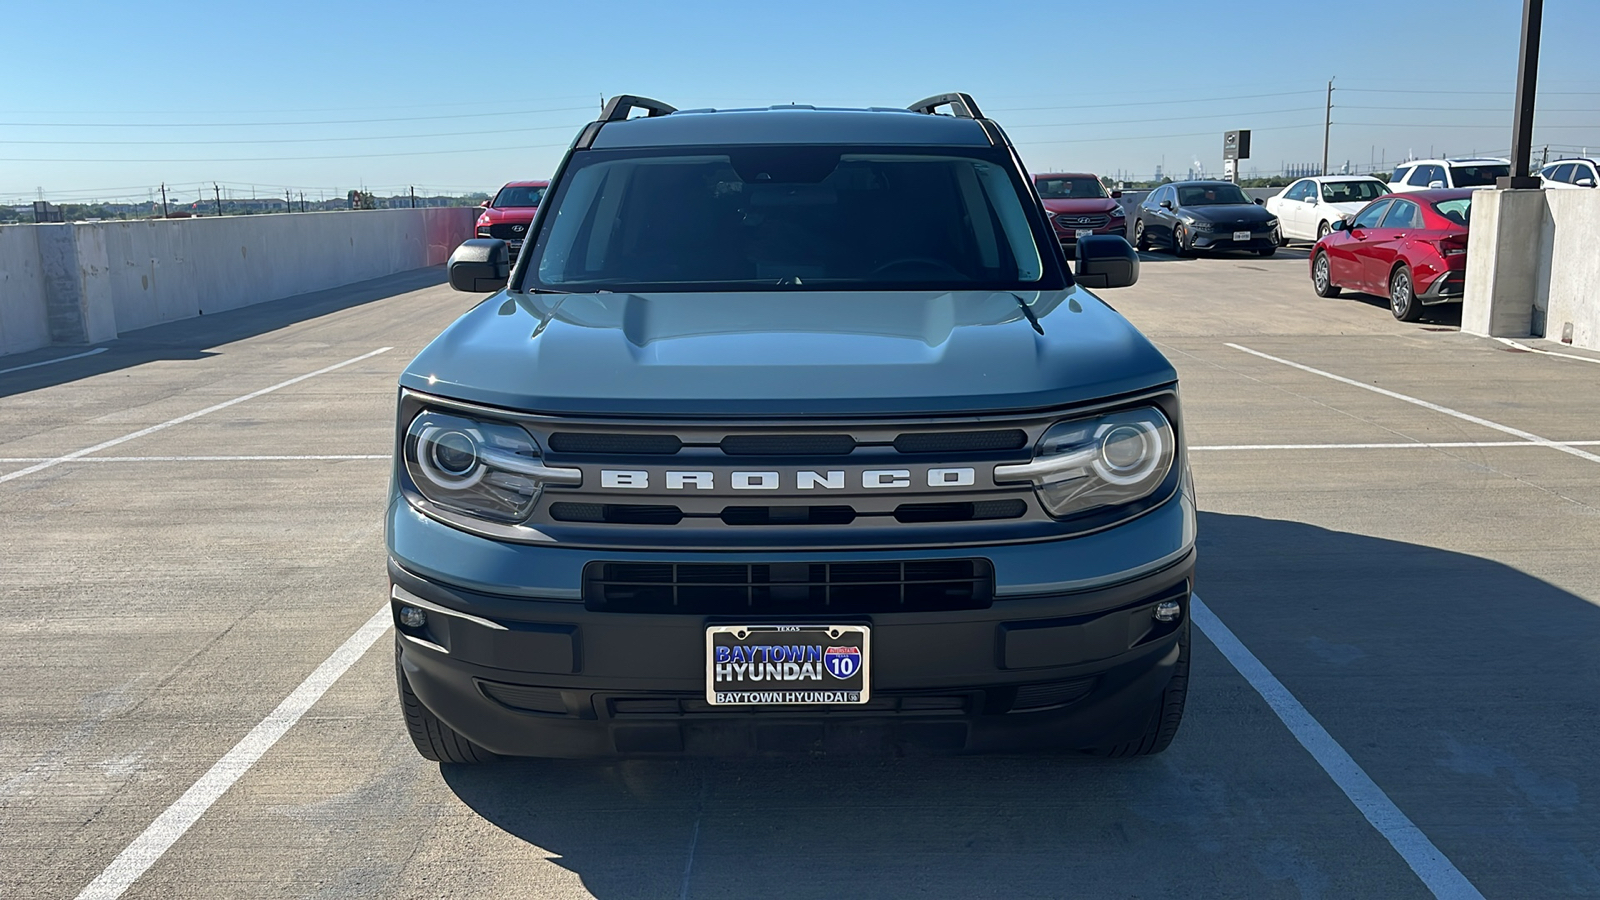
{"left": 1134, "top": 181, "right": 1280, "bottom": 257}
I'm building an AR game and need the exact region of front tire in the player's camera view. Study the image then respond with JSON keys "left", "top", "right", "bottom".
{"left": 1257, "top": 246, "right": 1276, "bottom": 257}
{"left": 1316, "top": 220, "right": 1331, "bottom": 241}
{"left": 1134, "top": 218, "right": 1149, "bottom": 251}
{"left": 1312, "top": 251, "right": 1341, "bottom": 297}
{"left": 1390, "top": 264, "right": 1422, "bottom": 322}
{"left": 397, "top": 646, "right": 497, "bottom": 763}
{"left": 1172, "top": 224, "right": 1193, "bottom": 258}
{"left": 1093, "top": 620, "right": 1190, "bottom": 758}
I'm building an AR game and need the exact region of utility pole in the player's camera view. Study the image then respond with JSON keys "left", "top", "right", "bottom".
{"left": 1501, "top": 0, "right": 1544, "bottom": 188}
{"left": 410, "top": 185, "right": 416, "bottom": 209}
{"left": 1321, "top": 78, "right": 1334, "bottom": 176}
{"left": 160, "top": 182, "right": 169, "bottom": 218}
{"left": 214, "top": 182, "right": 223, "bottom": 217}
{"left": 286, "top": 189, "right": 292, "bottom": 212}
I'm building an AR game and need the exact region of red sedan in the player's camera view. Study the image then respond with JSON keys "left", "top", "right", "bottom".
{"left": 1310, "top": 188, "right": 1472, "bottom": 321}
{"left": 1033, "top": 172, "right": 1126, "bottom": 247}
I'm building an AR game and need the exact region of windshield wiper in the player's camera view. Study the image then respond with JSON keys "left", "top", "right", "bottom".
{"left": 1013, "top": 294, "right": 1044, "bottom": 335}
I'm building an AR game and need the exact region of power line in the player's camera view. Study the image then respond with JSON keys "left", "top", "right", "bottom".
{"left": 0, "top": 104, "right": 594, "bottom": 129}
{"left": 0, "top": 141, "right": 574, "bottom": 164}
{"left": 990, "top": 89, "right": 1323, "bottom": 113}
{"left": 0, "top": 122, "right": 588, "bottom": 146}
{"left": 1007, "top": 107, "right": 1321, "bottom": 130}
{"left": 0, "top": 94, "right": 597, "bottom": 116}
{"left": 1018, "top": 123, "right": 1320, "bottom": 147}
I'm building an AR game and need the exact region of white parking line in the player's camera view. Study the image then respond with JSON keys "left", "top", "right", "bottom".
{"left": 0, "top": 455, "right": 389, "bottom": 463}
{"left": 1192, "top": 595, "right": 1484, "bottom": 899}
{"left": 1226, "top": 343, "right": 1600, "bottom": 466}
{"left": 0, "top": 348, "right": 392, "bottom": 486}
{"left": 1192, "top": 440, "right": 1600, "bottom": 451}
{"left": 1493, "top": 337, "right": 1600, "bottom": 365}
{"left": 72, "top": 605, "right": 392, "bottom": 900}
{"left": 0, "top": 346, "right": 108, "bottom": 375}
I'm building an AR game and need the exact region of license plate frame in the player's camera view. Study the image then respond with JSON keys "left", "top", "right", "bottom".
{"left": 1232, "top": 230, "right": 1252, "bottom": 242}
{"left": 1075, "top": 228, "right": 1094, "bottom": 240}
{"left": 706, "top": 624, "right": 871, "bottom": 706}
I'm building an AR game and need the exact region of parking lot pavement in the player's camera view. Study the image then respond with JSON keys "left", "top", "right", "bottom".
{"left": 4, "top": 256, "right": 1598, "bottom": 899}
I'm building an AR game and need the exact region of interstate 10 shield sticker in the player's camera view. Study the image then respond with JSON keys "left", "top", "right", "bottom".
{"left": 706, "top": 624, "right": 870, "bottom": 705}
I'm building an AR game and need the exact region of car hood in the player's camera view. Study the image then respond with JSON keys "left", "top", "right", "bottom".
{"left": 1322, "top": 200, "right": 1368, "bottom": 219}
{"left": 1183, "top": 204, "right": 1276, "bottom": 225}
{"left": 476, "top": 206, "right": 539, "bottom": 225}
{"left": 1041, "top": 198, "right": 1121, "bottom": 216}
{"left": 402, "top": 288, "right": 1177, "bottom": 416}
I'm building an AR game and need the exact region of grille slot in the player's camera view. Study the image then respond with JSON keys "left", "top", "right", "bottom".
{"left": 1054, "top": 213, "right": 1111, "bottom": 229}
{"left": 608, "top": 694, "right": 970, "bottom": 716}
{"left": 584, "top": 559, "right": 993, "bottom": 614}
{"left": 477, "top": 681, "right": 566, "bottom": 714}
{"left": 1010, "top": 677, "right": 1097, "bottom": 711}
{"left": 893, "top": 429, "right": 1027, "bottom": 453}
{"left": 550, "top": 502, "right": 683, "bottom": 525}
{"left": 720, "top": 434, "right": 857, "bottom": 456}
{"left": 720, "top": 506, "right": 856, "bottom": 526}
{"left": 894, "top": 499, "right": 1027, "bottom": 523}
{"left": 548, "top": 432, "right": 682, "bottom": 455}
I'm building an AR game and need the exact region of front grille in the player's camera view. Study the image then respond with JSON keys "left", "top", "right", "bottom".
{"left": 485, "top": 222, "right": 530, "bottom": 240}
{"left": 1010, "top": 677, "right": 1097, "bottom": 711}
{"left": 583, "top": 559, "right": 994, "bottom": 614}
{"left": 550, "top": 502, "right": 683, "bottom": 524}
{"left": 720, "top": 506, "right": 856, "bottom": 526}
{"left": 892, "top": 430, "right": 1027, "bottom": 454}
{"left": 549, "top": 432, "right": 682, "bottom": 455}
{"left": 721, "top": 434, "right": 857, "bottom": 456}
{"left": 893, "top": 499, "right": 1026, "bottom": 523}
{"left": 1055, "top": 213, "right": 1111, "bottom": 229}
{"left": 607, "top": 694, "right": 971, "bottom": 717}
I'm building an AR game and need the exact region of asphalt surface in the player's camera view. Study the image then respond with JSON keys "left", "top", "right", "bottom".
{"left": 3, "top": 250, "right": 1599, "bottom": 899}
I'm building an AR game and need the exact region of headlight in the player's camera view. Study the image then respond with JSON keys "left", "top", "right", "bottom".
{"left": 1266, "top": 218, "right": 1279, "bottom": 229}
{"left": 402, "top": 410, "right": 579, "bottom": 523}
{"left": 475, "top": 226, "right": 491, "bottom": 237}
{"left": 994, "top": 407, "right": 1176, "bottom": 519}
{"left": 1184, "top": 219, "right": 1213, "bottom": 232}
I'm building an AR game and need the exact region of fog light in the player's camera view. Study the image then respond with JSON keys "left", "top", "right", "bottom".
{"left": 398, "top": 606, "right": 427, "bottom": 628}
{"left": 1154, "top": 599, "right": 1181, "bottom": 623}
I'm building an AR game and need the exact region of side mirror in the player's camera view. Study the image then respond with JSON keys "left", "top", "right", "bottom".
{"left": 447, "top": 239, "right": 511, "bottom": 292}
{"left": 1110, "top": 190, "right": 1123, "bottom": 199}
{"left": 1254, "top": 198, "right": 1265, "bottom": 205}
{"left": 1330, "top": 219, "right": 1348, "bottom": 232}
{"left": 1428, "top": 181, "right": 1446, "bottom": 189}
{"left": 1578, "top": 177, "right": 1597, "bottom": 188}
{"left": 1159, "top": 200, "right": 1173, "bottom": 210}
{"left": 479, "top": 200, "right": 492, "bottom": 208}
{"left": 1075, "top": 235, "right": 1139, "bottom": 289}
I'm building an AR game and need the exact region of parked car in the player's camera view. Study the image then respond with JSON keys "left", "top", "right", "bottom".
{"left": 1033, "top": 172, "right": 1126, "bottom": 247}
{"left": 1265, "top": 176, "right": 1390, "bottom": 243}
{"left": 475, "top": 180, "right": 549, "bottom": 257}
{"left": 407, "top": 92, "right": 1191, "bottom": 763}
{"left": 1386, "top": 158, "right": 1508, "bottom": 193}
{"left": 1539, "top": 158, "right": 1600, "bottom": 189}
{"left": 1134, "top": 181, "right": 1279, "bottom": 257}
{"left": 1310, "top": 188, "right": 1472, "bottom": 322}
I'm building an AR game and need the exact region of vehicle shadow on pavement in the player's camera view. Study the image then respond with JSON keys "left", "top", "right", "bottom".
{"left": 0, "top": 266, "right": 450, "bottom": 399}
{"left": 439, "top": 515, "right": 1600, "bottom": 898}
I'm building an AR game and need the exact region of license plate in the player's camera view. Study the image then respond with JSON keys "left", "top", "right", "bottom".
{"left": 1075, "top": 228, "right": 1094, "bottom": 240}
{"left": 707, "top": 624, "right": 870, "bottom": 705}
{"left": 1233, "top": 230, "right": 1252, "bottom": 242}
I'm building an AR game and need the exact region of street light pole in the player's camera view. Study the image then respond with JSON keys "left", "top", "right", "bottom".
{"left": 1500, "top": 0, "right": 1544, "bottom": 188}
{"left": 1321, "top": 78, "right": 1334, "bottom": 177}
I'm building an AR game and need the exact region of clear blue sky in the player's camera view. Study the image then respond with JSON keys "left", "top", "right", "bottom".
{"left": 3, "top": 0, "right": 1596, "bottom": 205}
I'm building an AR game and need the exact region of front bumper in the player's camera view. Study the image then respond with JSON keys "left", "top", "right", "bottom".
{"left": 388, "top": 490, "right": 1197, "bottom": 758}
{"left": 1192, "top": 230, "right": 1277, "bottom": 251}
{"left": 1053, "top": 221, "right": 1127, "bottom": 244}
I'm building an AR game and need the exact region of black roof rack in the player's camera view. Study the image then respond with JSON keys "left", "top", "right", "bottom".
{"left": 599, "top": 95, "right": 678, "bottom": 122}
{"left": 908, "top": 93, "right": 984, "bottom": 120}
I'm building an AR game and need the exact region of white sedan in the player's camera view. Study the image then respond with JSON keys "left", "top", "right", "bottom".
{"left": 1265, "top": 176, "right": 1391, "bottom": 243}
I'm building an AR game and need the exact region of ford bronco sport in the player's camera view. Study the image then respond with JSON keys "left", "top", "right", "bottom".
{"left": 390, "top": 93, "right": 1194, "bottom": 761}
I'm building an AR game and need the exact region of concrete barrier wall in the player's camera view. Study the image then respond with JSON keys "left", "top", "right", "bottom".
{"left": 1464, "top": 188, "right": 1600, "bottom": 351}
{"left": 0, "top": 226, "right": 50, "bottom": 356}
{"left": 0, "top": 207, "right": 475, "bottom": 358}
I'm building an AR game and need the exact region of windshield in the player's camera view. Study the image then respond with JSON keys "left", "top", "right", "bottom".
{"left": 523, "top": 146, "right": 1058, "bottom": 292}
{"left": 1176, "top": 183, "right": 1251, "bottom": 206}
{"left": 1321, "top": 180, "right": 1389, "bottom": 203}
{"left": 1450, "top": 164, "right": 1509, "bottom": 187}
{"left": 493, "top": 185, "right": 546, "bottom": 208}
{"left": 1431, "top": 197, "right": 1472, "bottom": 226}
{"left": 1035, "top": 176, "right": 1107, "bottom": 200}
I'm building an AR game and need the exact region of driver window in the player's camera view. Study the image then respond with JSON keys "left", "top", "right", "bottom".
{"left": 1287, "top": 181, "right": 1311, "bottom": 202}
{"left": 1550, "top": 164, "right": 1575, "bottom": 184}
{"left": 1351, "top": 200, "right": 1392, "bottom": 229}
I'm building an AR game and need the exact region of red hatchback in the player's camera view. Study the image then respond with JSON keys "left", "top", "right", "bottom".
{"left": 1310, "top": 188, "right": 1472, "bottom": 321}
{"left": 475, "top": 180, "right": 549, "bottom": 258}
{"left": 1033, "top": 172, "right": 1126, "bottom": 247}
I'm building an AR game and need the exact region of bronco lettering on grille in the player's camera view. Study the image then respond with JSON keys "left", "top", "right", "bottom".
{"left": 597, "top": 468, "right": 976, "bottom": 490}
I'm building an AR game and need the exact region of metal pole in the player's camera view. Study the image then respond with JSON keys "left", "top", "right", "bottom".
{"left": 1500, "top": 0, "right": 1544, "bottom": 188}
{"left": 1321, "top": 78, "right": 1334, "bottom": 176}
{"left": 214, "top": 182, "right": 222, "bottom": 217}
{"left": 160, "top": 183, "right": 168, "bottom": 218}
